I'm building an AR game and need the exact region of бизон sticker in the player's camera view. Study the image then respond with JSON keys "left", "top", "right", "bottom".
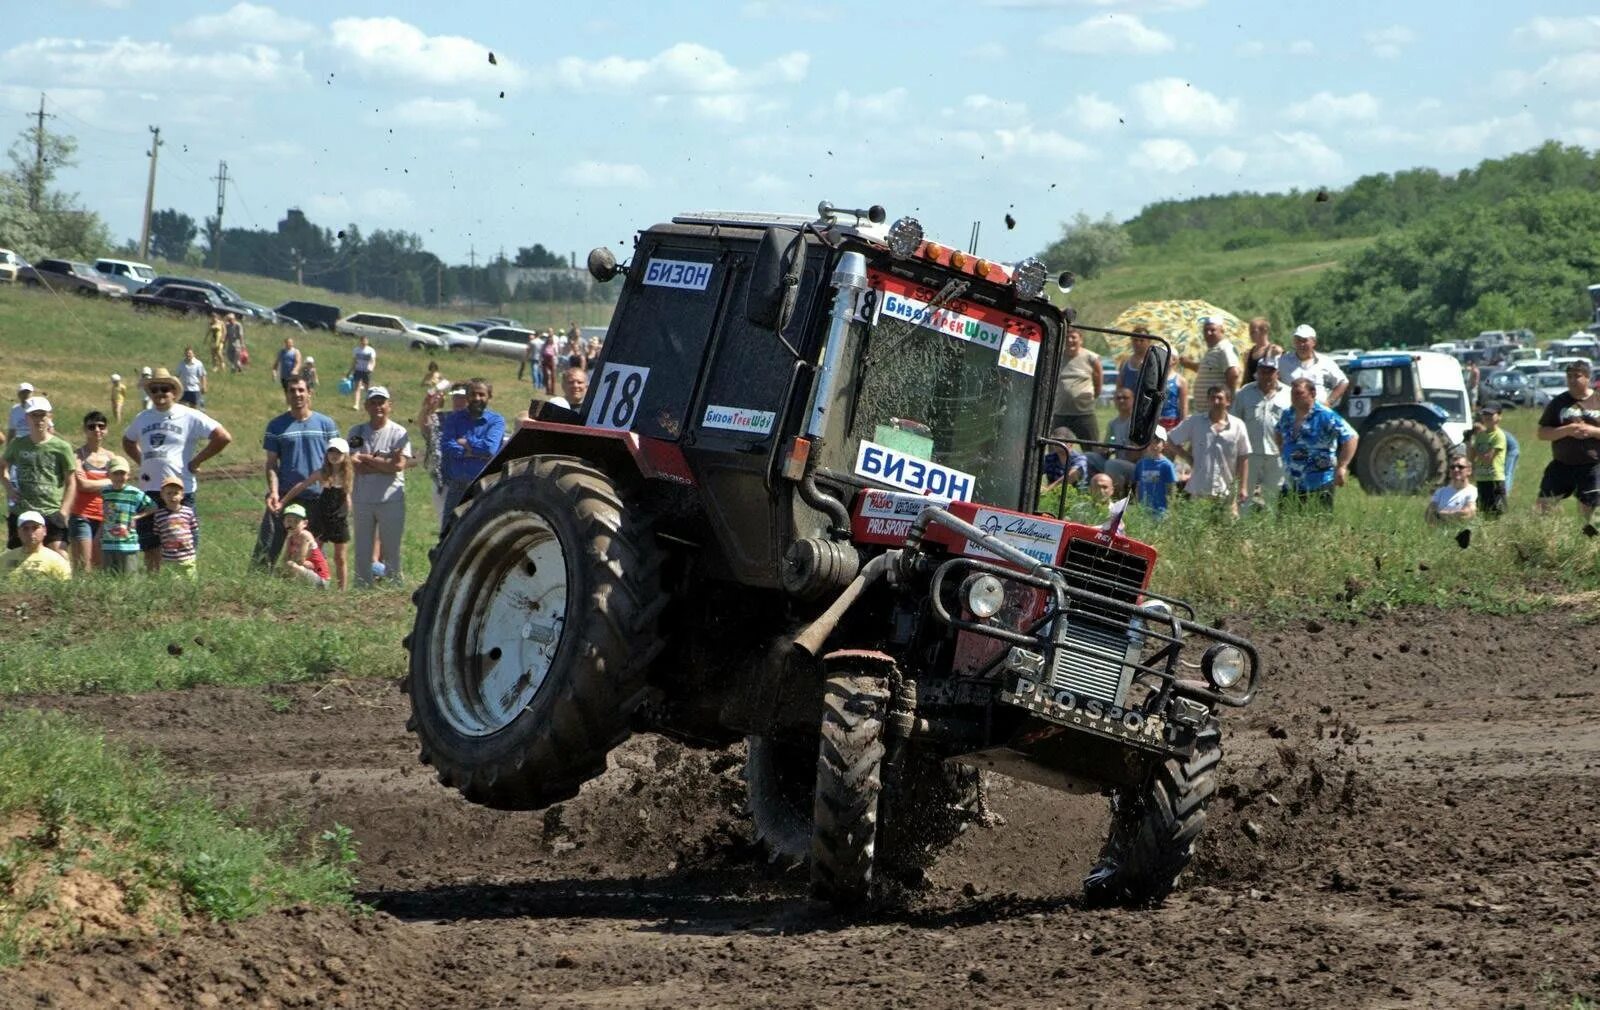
{"left": 702, "top": 405, "right": 776, "bottom": 435}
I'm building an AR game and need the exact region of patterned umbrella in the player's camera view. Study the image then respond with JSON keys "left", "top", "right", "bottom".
{"left": 1104, "top": 300, "right": 1248, "bottom": 366}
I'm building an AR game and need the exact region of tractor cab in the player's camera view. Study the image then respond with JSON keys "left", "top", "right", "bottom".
{"left": 1338, "top": 351, "right": 1469, "bottom": 494}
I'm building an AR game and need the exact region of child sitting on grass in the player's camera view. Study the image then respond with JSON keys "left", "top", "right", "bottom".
{"left": 279, "top": 437, "right": 353, "bottom": 590}
{"left": 154, "top": 476, "right": 198, "bottom": 578}
{"left": 279, "top": 503, "right": 330, "bottom": 587}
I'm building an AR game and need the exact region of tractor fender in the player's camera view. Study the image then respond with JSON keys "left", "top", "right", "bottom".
{"left": 1360, "top": 403, "right": 1448, "bottom": 435}
{"left": 477, "top": 419, "right": 697, "bottom": 492}
{"left": 821, "top": 648, "right": 899, "bottom": 676}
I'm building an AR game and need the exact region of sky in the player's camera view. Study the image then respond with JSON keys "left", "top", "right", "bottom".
{"left": 4, "top": 1, "right": 1599, "bottom": 269}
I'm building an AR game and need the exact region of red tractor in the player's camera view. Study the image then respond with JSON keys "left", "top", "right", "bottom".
{"left": 404, "top": 203, "right": 1261, "bottom": 907}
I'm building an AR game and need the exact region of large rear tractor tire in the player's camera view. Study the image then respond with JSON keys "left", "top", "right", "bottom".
{"left": 404, "top": 455, "right": 665, "bottom": 810}
{"left": 1354, "top": 417, "right": 1449, "bottom": 495}
{"left": 745, "top": 735, "right": 815, "bottom": 868}
{"left": 809, "top": 674, "right": 889, "bottom": 907}
{"left": 1082, "top": 721, "right": 1221, "bottom": 908}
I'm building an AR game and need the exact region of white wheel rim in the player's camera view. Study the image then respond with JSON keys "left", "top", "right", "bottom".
{"left": 430, "top": 510, "right": 570, "bottom": 737}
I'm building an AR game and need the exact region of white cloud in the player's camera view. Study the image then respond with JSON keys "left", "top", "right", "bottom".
{"left": 1206, "top": 146, "right": 1247, "bottom": 173}
{"left": 1270, "top": 131, "right": 1343, "bottom": 176}
{"left": 1365, "top": 25, "right": 1414, "bottom": 59}
{"left": 1131, "top": 138, "right": 1197, "bottom": 173}
{"left": 947, "top": 123, "right": 1095, "bottom": 162}
{"left": 386, "top": 97, "right": 502, "bottom": 131}
{"left": 1572, "top": 99, "right": 1600, "bottom": 120}
{"left": 179, "top": 3, "right": 316, "bottom": 44}
{"left": 687, "top": 93, "right": 781, "bottom": 123}
{"left": 834, "top": 87, "right": 909, "bottom": 117}
{"left": 1288, "top": 40, "right": 1316, "bottom": 56}
{"left": 983, "top": 0, "right": 1203, "bottom": 10}
{"left": 945, "top": 93, "right": 1029, "bottom": 125}
{"left": 744, "top": 172, "right": 786, "bottom": 193}
{"left": 328, "top": 17, "right": 523, "bottom": 87}
{"left": 305, "top": 187, "right": 415, "bottom": 222}
{"left": 1285, "top": 91, "right": 1380, "bottom": 124}
{"left": 1236, "top": 38, "right": 1315, "bottom": 58}
{"left": 554, "top": 43, "right": 807, "bottom": 95}
{"left": 1497, "top": 51, "right": 1600, "bottom": 94}
{"left": 1132, "top": 77, "right": 1238, "bottom": 133}
{"left": 1042, "top": 13, "right": 1174, "bottom": 55}
{"left": 1, "top": 37, "right": 307, "bottom": 90}
{"left": 1512, "top": 15, "right": 1600, "bottom": 50}
{"left": 562, "top": 161, "right": 650, "bottom": 188}
{"left": 1065, "top": 93, "right": 1123, "bottom": 130}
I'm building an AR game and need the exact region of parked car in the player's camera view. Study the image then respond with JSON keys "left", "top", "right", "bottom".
{"left": 1481, "top": 368, "right": 1531, "bottom": 407}
{"left": 94, "top": 258, "right": 157, "bottom": 284}
{"left": 19, "top": 259, "right": 126, "bottom": 297}
{"left": 335, "top": 312, "right": 445, "bottom": 350}
{"left": 474, "top": 325, "right": 538, "bottom": 361}
{"left": 0, "top": 249, "right": 25, "bottom": 283}
{"left": 414, "top": 323, "right": 477, "bottom": 352}
{"left": 1530, "top": 371, "right": 1570, "bottom": 407}
{"left": 1506, "top": 347, "right": 1547, "bottom": 365}
{"left": 274, "top": 300, "right": 342, "bottom": 331}
{"left": 139, "top": 275, "right": 265, "bottom": 321}
{"left": 129, "top": 283, "right": 231, "bottom": 316}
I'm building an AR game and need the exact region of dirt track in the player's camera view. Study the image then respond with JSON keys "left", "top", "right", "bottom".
{"left": 4, "top": 610, "right": 1598, "bottom": 1008}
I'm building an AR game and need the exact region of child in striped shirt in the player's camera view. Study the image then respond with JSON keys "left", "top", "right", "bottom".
{"left": 100, "top": 456, "right": 153, "bottom": 576}
{"left": 154, "top": 476, "right": 198, "bottom": 578}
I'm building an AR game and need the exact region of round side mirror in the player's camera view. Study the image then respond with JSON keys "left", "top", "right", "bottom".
{"left": 587, "top": 247, "right": 619, "bottom": 283}
{"left": 867, "top": 205, "right": 887, "bottom": 224}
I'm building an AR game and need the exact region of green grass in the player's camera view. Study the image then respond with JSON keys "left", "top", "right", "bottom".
{"left": 0, "top": 709, "right": 358, "bottom": 964}
{"left": 1060, "top": 236, "right": 1372, "bottom": 351}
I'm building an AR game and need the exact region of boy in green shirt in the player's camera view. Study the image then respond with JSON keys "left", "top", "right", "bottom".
{"left": 99, "top": 456, "right": 153, "bottom": 576}
{"left": 1469, "top": 402, "right": 1508, "bottom": 515}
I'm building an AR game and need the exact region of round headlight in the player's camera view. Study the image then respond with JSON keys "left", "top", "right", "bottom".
{"left": 1013, "top": 257, "right": 1048, "bottom": 299}
{"left": 887, "top": 216, "right": 923, "bottom": 258}
{"left": 963, "top": 574, "right": 1006, "bottom": 619}
{"left": 1201, "top": 644, "right": 1246, "bottom": 690}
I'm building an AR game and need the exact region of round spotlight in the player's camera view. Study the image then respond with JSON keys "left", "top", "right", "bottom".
{"left": 1201, "top": 644, "right": 1246, "bottom": 690}
{"left": 887, "top": 216, "right": 923, "bottom": 258}
{"left": 1013, "top": 257, "right": 1048, "bottom": 299}
{"left": 963, "top": 574, "right": 1006, "bottom": 620}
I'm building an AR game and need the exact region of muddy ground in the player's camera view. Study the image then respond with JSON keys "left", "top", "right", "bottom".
{"left": 3, "top": 610, "right": 1598, "bottom": 1008}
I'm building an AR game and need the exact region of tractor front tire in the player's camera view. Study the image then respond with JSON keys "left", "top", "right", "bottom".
{"left": 809, "top": 674, "right": 889, "bottom": 907}
{"left": 745, "top": 735, "right": 815, "bottom": 868}
{"left": 404, "top": 455, "right": 665, "bottom": 810}
{"left": 1082, "top": 721, "right": 1221, "bottom": 908}
{"left": 1354, "top": 417, "right": 1449, "bottom": 495}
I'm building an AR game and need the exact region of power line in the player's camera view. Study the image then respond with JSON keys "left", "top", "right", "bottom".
{"left": 26, "top": 93, "right": 56, "bottom": 212}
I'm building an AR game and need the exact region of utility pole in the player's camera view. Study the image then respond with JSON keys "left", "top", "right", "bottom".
{"left": 436, "top": 260, "right": 443, "bottom": 307}
{"left": 28, "top": 93, "right": 54, "bottom": 212}
{"left": 210, "top": 161, "right": 228, "bottom": 269}
{"left": 468, "top": 245, "right": 477, "bottom": 311}
{"left": 138, "top": 126, "right": 162, "bottom": 261}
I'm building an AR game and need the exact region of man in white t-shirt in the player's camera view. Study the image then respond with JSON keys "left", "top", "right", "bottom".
{"left": 1276, "top": 324, "right": 1349, "bottom": 405}
{"left": 347, "top": 386, "right": 412, "bottom": 587}
{"left": 1231, "top": 358, "right": 1292, "bottom": 510}
{"left": 350, "top": 336, "right": 378, "bottom": 410}
{"left": 176, "top": 346, "right": 208, "bottom": 407}
{"left": 1169, "top": 384, "right": 1252, "bottom": 515}
{"left": 121, "top": 366, "right": 232, "bottom": 572}
{"left": 1426, "top": 458, "right": 1478, "bottom": 526}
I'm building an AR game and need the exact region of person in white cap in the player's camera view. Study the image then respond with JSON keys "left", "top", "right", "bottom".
{"left": 1275, "top": 324, "right": 1348, "bottom": 405}
{"left": 2, "top": 396, "right": 78, "bottom": 554}
{"left": 0, "top": 510, "right": 72, "bottom": 581}
{"left": 139, "top": 366, "right": 155, "bottom": 411}
{"left": 1131, "top": 426, "right": 1178, "bottom": 516}
{"left": 1232, "top": 355, "right": 1292, "bottom": 511}
{"left": 9, "top": 383, "right": 35, "bottom": 441}
{"left": 347, "top": 385, "right": 412, "bottom": 587}
{"left": 110, "top": 373, "right": 127, "bottom": 423}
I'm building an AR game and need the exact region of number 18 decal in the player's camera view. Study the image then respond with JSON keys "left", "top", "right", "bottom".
{"left": 588, "top": 363, "right": 650, "bottom": 432}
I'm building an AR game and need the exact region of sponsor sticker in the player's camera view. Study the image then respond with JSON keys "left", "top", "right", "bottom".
{"left": 860, "top": 490, "right": 935, "bottom": 520}
{"left": 853, "top": 439, "right": 976, "bottom": 501}
{"left": 879, "top": 289, "right": 1006, "bottom": 350}
{"left": 863, "top": 517, "right": 914, "bottom": 539}
{"left": 702, "top": 404, "right": 776, "bottom": 435}
{"left": 642, "top": 258, "right": 713, "bottom": 291}
{"left": 998, "top": 331, "right": 1040, "bottom": 377}
{"left": 964, "top": 508, "right": 1065, "bottom": 565}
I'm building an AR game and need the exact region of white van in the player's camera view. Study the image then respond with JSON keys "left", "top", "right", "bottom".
{"left": 93, "top": 258, "right": 157, "bottom": 283}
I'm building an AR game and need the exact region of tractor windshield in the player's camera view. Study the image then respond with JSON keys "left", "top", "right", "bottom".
{"left": 821, "top": 289, "right": 1043, "bottom": 510}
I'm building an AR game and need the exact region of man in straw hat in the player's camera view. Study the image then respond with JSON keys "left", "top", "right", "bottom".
{"left": 121, "top": 366, "right": 232, "bottom": 573}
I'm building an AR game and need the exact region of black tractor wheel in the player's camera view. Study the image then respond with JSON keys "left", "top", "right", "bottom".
{"left": 809, "top": 673, "right": 889, "bottom": 907}
{"left": 1082, "top": 721, "right": 1221, "bottom": 908}
{"left": 877, "top": 755, "right": 984, "bottom": 878}
{"left": 1353, "top": 417, "right": 1449, "bottom": 495}
{"left": 745, "top": 735, "right": 815, "bottom": 868}
{"left": 404, "top": 455, "right": 665, "bottom": 810}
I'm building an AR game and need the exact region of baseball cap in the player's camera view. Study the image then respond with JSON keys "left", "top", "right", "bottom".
{"left": 326, "top": 436, "right": 350, "bottom": 455}
{"left": 1150, "top": 426, "right": 1168, "bottom": 442}
{"left": 111, "top": 373, "right": 122, "bottom": 382}
{"left": 24, "top": 396, "right": 51, "bottom": 414}
{"left": 17, "top": 382, "right": 33, "bottom": 393}
{"left": 365, "top": 385, "right": 390, "bottom": 401}
{"left": 282, "top": 503, "right": 307, "bottom": 519}
{"left": 107, "top": 455, "right": 130, "bottom": 474}
{"left": 1292, "top": 324, "right": 1317, "bottom": 340}
{"left": 305, "top": 356, "right": 315, "bottom": 364}
{"left": 1477, "top": 401, "right": 1501, "bottom": 414}
{"left": 140, "top": 366, "right": 153, "bottom": 377}
{"left": 160, "top": 475, "right": 184, "bottom": 490}
{"left": 1256, "top": 357, "right": 1279, "bottom": 370}
{"left": 449, "top": 386, "right": 467, "bottom": 397}
{"left": 15, "top": 510, "right": 44, "bottom": 527}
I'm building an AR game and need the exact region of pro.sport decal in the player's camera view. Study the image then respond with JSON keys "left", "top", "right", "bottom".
{"left": 853, "top": 439, "right": 976, "bottom": 501}
{"left": 642, "top": 258, "right": 713, "bottom": 291}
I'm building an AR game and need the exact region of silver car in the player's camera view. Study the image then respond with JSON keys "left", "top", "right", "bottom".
{"left": 335, "top": 312, "right": 446, "bottom": 350}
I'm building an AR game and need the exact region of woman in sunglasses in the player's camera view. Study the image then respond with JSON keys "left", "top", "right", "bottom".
{"left": 1425, "top": 456, "right": 1478, "bottom": 527}
{"left": 69, "top": 410, "right": 117, "bottom": 571}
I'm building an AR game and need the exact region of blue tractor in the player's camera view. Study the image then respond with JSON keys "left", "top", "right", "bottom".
{"left": 1335, "top": 351, "right": 1470, "bottom": 495}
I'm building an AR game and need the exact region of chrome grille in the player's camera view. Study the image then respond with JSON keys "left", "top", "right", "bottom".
{"left": 1061, "top": 538, "right": 1149, "bottom": 616}
{"left": 1049, "top": 617, "right": 1132, "bottom": 706}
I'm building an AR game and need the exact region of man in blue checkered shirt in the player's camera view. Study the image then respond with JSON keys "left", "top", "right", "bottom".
{"left": 1275, "top": 377, "right": 1358, "bottom": 510}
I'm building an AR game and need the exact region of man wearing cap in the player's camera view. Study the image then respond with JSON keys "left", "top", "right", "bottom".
{"left": 1232, "top": 356, "right": 1292, "bottom": 511}
{"left": 438, "top": 378, "right": 504, "bottom": 533}
{"left": 1052, "top": 327, "right": 1102, "bottom": 443}
{"left": 1535, "top": 359, "right": 1600, "bottom": 533}
{"left": 177, "top": 346, "right": 208, "bottom": 408}
{"left": 2, "top": 396, "right": 77, "bottom": 553}
{"left": 121, "top": 367, "right": 232, "bottom": 573}
{"left": 253, "top": 374, "right": 339, "bottom": 567}
{"left": 348, "top": 385, "right": 412, "bottom": 587}
{"left": 1187, "top": 317, "right": 1241, "bottom": 415}
{"left": 0, "top": 511, "right": 72, "bottom": 581}
{"left": 1276, "top": 324, "right": 1348, "bottom": 406}
{"left": 8, "top": 382, "right": 34, "bottom": 441}
{"left": 1276, "top": 376, "right": 1358, "bottom": 509}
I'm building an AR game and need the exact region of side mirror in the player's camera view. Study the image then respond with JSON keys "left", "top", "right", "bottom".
{"left": 747, "top": 226, "right": 802, "bottom": 332}
{"left": 586, "top": 247, "right": 620, "bottom": 283}
{"left": 1126, "top": 344, "right": 1171, "bottom": 448}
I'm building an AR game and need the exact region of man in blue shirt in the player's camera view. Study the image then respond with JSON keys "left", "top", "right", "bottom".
{"left": 1275, "top": 377, "right": 1359, "bottom": 510}
{"left": 252, "top": 376, "right": 339, "bottom": 565}
{"left": 439, "top": 379, "right": 505, "bottom": 533}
